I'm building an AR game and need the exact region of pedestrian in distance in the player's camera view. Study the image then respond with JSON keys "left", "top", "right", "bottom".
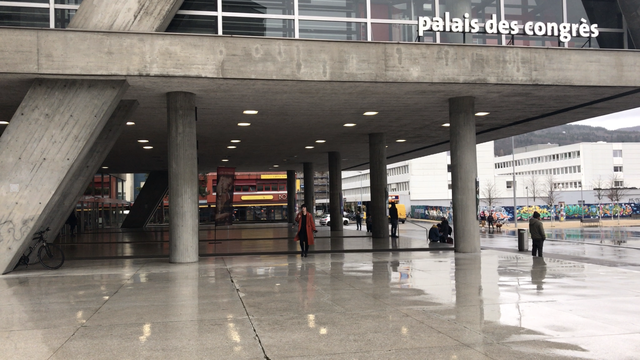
{"left": 428, "top": 224, "right": 440, "bottom": 242}
{"left": 439, "top": 217, "right": 452, "bottom": 243}
{"left": 389, "top": 203, "right": 399, "bottom": 237}
{"left": 366, "top": 213, "right": 372, "bottom": 233}
{"left": 295, "top": 204, "right": 317, "bottom": 258}
{"left": 355, "top": 211, "right": 362, "bottom": 231}
{"left": 487, "top": 212, "right": 495, "bottom": 230}
{"left": 529, "top": 211, "right": 546, "bottom": 257}
{"left": 66, "top": 211, "right": 77, "bottom": 236}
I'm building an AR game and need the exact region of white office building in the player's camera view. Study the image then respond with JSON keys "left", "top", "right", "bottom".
{"left": 343, "top": 141, "right": 640, "bottom": 210}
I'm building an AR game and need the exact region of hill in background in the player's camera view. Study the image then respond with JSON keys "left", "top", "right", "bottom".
{"left": 494, "top": 124, "right": 640, "bottom": 156}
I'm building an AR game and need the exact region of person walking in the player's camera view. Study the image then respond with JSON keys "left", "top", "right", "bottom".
{"left": 487, "top": 212, "right": 495, "bottom": 230}
{"left": 295, "top": 204, "right": 317, "bottom": 257}
{"left": 529, "top": 211, "right": 546, "bottom": 257}
{"left": 355, "top": 211, "right": 362, "bottom": 231}
{"left": 389, "top": 203, "right": 399, "bottom": 237}
{"left": 66, "top": 211, "right": 77, "bottom": 236}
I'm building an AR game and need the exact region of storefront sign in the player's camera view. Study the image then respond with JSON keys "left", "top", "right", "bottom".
{"left": 418, "top": 13, "right": 599, "bottom": 43}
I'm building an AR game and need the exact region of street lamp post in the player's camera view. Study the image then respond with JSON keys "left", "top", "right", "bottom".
{"left": 580, "top": 182, "right": 584, "bottom": 220}
{"left": 526, "top": 186, "right": 529, "bottom": 207}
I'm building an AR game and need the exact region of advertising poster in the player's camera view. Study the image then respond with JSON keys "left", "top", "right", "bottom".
{"left": 216, "top": 167, "right": 235, "bottom": 226}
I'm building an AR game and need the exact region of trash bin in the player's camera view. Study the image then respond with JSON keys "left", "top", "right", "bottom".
{"left": 517, "top": 229, "right": 528, "bottom": 251}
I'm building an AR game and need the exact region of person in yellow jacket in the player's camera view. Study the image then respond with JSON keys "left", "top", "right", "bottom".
{"left": 529, "top": 211, "right": 546, "bottom": 257}
{"left": 295, "top": 204, "right": 317, "bottom": 257}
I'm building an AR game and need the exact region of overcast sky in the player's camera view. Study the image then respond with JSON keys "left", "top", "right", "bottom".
{"left": 571, "top": 107, "right": 640, "bottom": 130}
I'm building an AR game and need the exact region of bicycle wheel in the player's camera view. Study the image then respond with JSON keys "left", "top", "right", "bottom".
{"left": 38, "top": 243, "right": 65, "bottom": 270}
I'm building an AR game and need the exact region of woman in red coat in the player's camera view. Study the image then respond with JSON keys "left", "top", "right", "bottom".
{"left": 295, "top": 204, "right": 317, "bottom": 257}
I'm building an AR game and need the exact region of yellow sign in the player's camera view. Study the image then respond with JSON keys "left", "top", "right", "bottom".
{"left": 260, "top": 174, "right": 287, "bottom": 179}
{"left": 296, "top": 179, "right": 300, "bottom": 191}
{"left": 241, "top": 195, "right": 274, "bottom": 200}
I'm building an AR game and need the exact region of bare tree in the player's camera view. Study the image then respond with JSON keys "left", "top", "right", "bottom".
{"left": 543, "top": 174, "right": 560, "bottom": 208}
{"left": 607, "top": 174, "right": 628, "bottom": 204}
{"left": 592, "top": 176, "right": 606, "bottom": 204}
{"left": 481, "top": 181, "right": 501, "bottom": 209}
{"left": 526, "top": 173, "right": 541, "bottom": 202}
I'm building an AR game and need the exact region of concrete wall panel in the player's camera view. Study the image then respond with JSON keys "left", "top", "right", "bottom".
{"left": 0, "top": 29, "right": 638, "bottom": 87}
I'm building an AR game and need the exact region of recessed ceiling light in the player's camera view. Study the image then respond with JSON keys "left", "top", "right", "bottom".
{"left": 243, "top": 110, "right": 258, "bottom": 115}
{"left": 343, "top": 123, "right": 356, "bottom": 127}
{"left": 230, "top": 140, "right": 241, "bottom": 143}
{"left": 315, "top": 140, "right": 326, "bottom": 143}
{"left": 0, "top": 121, "right": 10, "bottom": 125}
{"left": 475, "top": 112, "right": 490, "bottom": 116}
{"left": 442, "top": 123, "right": 450, "bottom": 127}
{"left": 238, "top": 122, "right": 251, "bottom": 126}
{"left": 305, "top": 146, "right": 314, "bottom": 149}
{"left": 273, "top": 165, "right": 279, "bottom": 168}
{"left": 126, "top": 122, "right": 135, "bottom": 125}
{"left": 227, "top": 146, "right": 236, "bottom": 149}
{"left": 396, "top": 139, "right": 406, "bottom": 143}
{"left": 101, "top": 166, "right": 108, "bottom": 169}
{"left": 363, "top": 111, "right": 378, "bottom": 116}
{"left": 143, "top": 146, "right": 153, "bottom": 149}
{"left": 222, "top": 159, "right": 229, "bottom": 162}
{"left": 137, "top": 139, "right": 149, "bottom": 143}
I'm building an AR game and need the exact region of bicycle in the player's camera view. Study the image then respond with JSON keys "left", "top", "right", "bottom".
{"left": 14, "top": 227, "right": 65, "bottom": 270}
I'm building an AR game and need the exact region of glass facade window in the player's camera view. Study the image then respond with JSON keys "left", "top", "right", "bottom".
{"left": 55, "top": 9, "right": 76, "bottom": 29}
{"left": 298, "top": 0, "right": 367, "bottom": 18}
{"left": 223, "top": 17, "right": 294, "bottom": 37}
{"left": 222, "top": 0, "right": 294, "bottom": 15}
{"left": 0, "top": 0, "right": 634, "bottom": 48}
{"left": 299, "top": 20, "right": 367, "bottom": 41}
{"left": 167, "top": 15, "right": 218, "bottom": 34}
{"left": 179, "top": 0, "right": 218, "bottom": 12}
{"left": 371, "top": 0, "right": 434, "bottom": 20}
{"left": 0, "top": 6, "right": 49, "bottom": 28}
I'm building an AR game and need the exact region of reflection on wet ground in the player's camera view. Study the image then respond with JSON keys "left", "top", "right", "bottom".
{"left": 55, "top": 222, "right": 453, "bottom": 260}
{"left": 4, "top": 248, "right": 640, "bottom": 359}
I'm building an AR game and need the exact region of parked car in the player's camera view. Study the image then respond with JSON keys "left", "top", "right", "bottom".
{"left": 319, "top": 214, "right": 349, "bottom": 226}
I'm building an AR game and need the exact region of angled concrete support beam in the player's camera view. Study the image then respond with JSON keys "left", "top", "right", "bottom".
{"left": 329, "top": 152, "right": 343, "bottom": 231}
{"left": 69, "top": 0, "right": 184, "bottom": 32}
{"left": 0, "top": 79, "right": 129, "bottom": 273}
{"left": 44, "top": 100, "right": 139, "bottom": 237}
{"left": 121, "top": 171, "right": 169, "bottom": 229}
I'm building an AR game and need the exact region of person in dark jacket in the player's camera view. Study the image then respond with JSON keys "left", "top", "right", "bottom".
{"left": 439, "top": 217, "right": 451, "bottom": 242}
{"left": 66, "top": 211, "right": 78, "bottom": 236}
{"left": 295, "top": 204, "right": 317, "bottom": 257}
{"left": 529, "top": 211, "right": 546, "bottom": 257}
{"left": 355, "top": 211, "right": 362, "bottom": 231}
{"left": 428, "top": 224, "right": 440, "bottom": 242}
{"left": 366, "top": 213, "right": 372, "bottom": 232}
{"left": 487, "top": 212, "right": 495, "bottom": 230}
{"left": 389, "top": 203, "right": 399, "bottom": 237}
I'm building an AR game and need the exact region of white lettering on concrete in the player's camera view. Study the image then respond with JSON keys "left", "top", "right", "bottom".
{"left": 417, "top": 12, "right": 599, "bottom": 43}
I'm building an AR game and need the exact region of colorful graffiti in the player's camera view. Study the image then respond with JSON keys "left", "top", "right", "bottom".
{"left": 413, "top": 202, "right": 640, "bottom": 223}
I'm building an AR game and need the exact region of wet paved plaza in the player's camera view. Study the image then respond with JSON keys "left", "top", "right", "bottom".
{"left": 3, "top": 221, "right": 640, "bottom": 359}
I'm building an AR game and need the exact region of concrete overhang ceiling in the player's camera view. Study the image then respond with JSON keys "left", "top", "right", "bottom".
{"left": 0, "top": 28, "right": 639, "bottom": 173}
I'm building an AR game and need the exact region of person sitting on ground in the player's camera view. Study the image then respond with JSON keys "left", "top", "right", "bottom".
{"left": 439, "top": 217, "right": 451, "bottom": 242}
{"left": 428, "top": 224, "right": 440, "bottom": 242}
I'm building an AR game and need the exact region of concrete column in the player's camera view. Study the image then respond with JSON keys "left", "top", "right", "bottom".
{"left": 450, "top": 96, "right": 480, "bottom": 253}
{"left": 442, "top": 0, "right": 473, "bottom": 44}
{"left": 328, "top": 152, "right": 343, "bottom": 231}
{"left": 69, "top": 0, "right": 184, "bottom": 32}
{"left": 44, "top": 100, "right": 139, "bottom": 237}
{"left": 167, "top": 92, "right": 198, "bottom": 263}
{"left": 369, "top": 133, "right": 388, "bottom": 239}
{"left": 303, "top": 162, "right": 315, "bottom": 212}
{"left": 0, "top": 79, "right": 128, "bottom": 273}
{"left": 121, "top": 171, "right": 169, "bottom": 228}
{"left": 287, "top": 170, "right": 296, "bottom": 224}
